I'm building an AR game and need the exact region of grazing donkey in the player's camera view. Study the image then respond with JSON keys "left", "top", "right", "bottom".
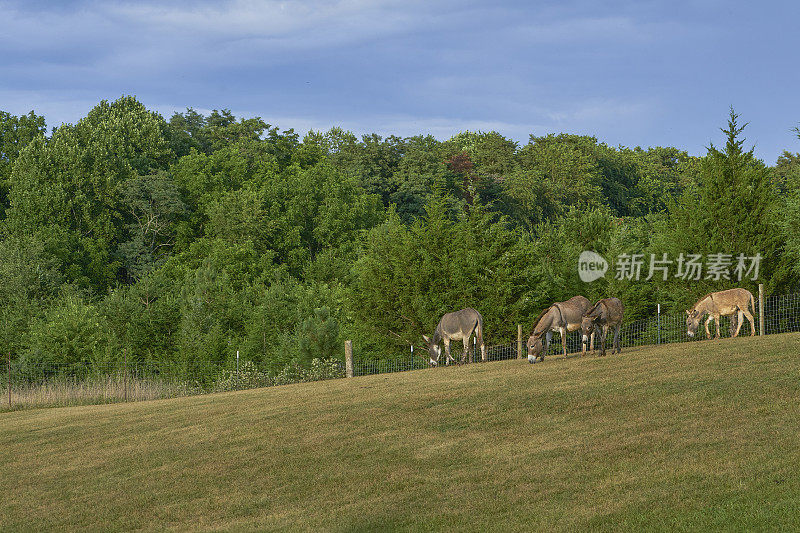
{"left": 686, "top": 288, "right": 755, "bottom": 339}
{"left": 422, "top": 308, "right": 486, "bottom": 366}
{"left": 526, "top": 295, "right": 594, "bottom": 363}
{"left": 580, "top": 297, "right": 624, "bottom": 357}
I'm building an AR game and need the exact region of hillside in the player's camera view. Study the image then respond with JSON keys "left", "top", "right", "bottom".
{"left": 2, "top": 333, "right": 800, "bottom": 531}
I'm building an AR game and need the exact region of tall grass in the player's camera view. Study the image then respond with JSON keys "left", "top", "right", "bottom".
{"left": 1, "top": 357, "right": 346, "bottom": 412}
{"left": 1, "top": 372, "right": 193, "bottom": 411}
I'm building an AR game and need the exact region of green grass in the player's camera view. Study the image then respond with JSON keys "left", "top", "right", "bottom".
{"left": 2, "top": 333, "right": 799, "bottom": 532}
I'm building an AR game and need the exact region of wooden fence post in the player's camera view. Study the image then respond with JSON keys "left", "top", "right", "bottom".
{"left": 344, "top": 340, "right": 353, "bottom": 378}
{"left": 517, "top": 325, "right": 523, "bottom": 360}
{"left": 123, "top": 348, "right": 128, "bottom": 402}
{"left": 758, "top": 283, "right": 765, "bottom": 336}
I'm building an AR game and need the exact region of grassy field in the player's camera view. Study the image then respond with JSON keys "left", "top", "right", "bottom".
{"left": 1, "top": 333, "right": 799, "bottom": 532}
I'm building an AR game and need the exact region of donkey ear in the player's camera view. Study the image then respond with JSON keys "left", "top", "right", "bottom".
{"left": 685, "top": 309, "right": 690, "bottom": 315}
{"left": 422, "top": 334, "right": 431, "bottom": 344}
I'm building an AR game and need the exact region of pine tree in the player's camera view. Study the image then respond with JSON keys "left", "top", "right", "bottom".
{"left": 698, "top": 107, "right": 774, "bottom": 255}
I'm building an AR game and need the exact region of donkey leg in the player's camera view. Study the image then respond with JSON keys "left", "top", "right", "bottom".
{"left": 742, "top": 308, "right": 756, "bottom": 336}
{"left": 444, "top": 339, "right": 453, "bottom": 365}
{"left": 469, "top": 326, "right": 476, "bottom": 363}
{"left": 476, "top": 326, "right": 486, "bottom": 362}
{"left": 600, "top": 327, "right": 608, "bottom": 357}
{"left": 733, "top": 311, "right": 744, "bottom": 337}
{"left": 704, "top": 315, "right": 714, "bottom": 339}
{"left": 590, "top": 331, "right": 595, "bottom": 354}
{"left": 714, "top": 315, "right": 721, "bottom": 339}
{"left": 543, "top": 331, "right": 552, "bottom": 362}
{"left": 560, "top": 327, "right": 567, "bottom": 358}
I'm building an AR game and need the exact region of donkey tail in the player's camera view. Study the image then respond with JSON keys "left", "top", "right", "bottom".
{"left": 474, "top": 312, "right": 486, "bottom": 361}
{"left": 475, "top": 312, "right": 484, "bottom": 344}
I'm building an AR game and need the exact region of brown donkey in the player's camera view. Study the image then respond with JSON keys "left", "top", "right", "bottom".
{"left": 580, "top": 297, "right": 624, "bottom": 357}
{"left": 527, "top": 295, "right": 595, "bottom": 363}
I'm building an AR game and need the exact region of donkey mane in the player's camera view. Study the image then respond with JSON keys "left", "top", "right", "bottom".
{"left": 531, "top": 306, "right": 552, "bottom": 332}
{"left": 691, "top": 292, "right": 714, "bottom": 311}
{"left": 585, "top": 301, "right": 602, "bottom": 317}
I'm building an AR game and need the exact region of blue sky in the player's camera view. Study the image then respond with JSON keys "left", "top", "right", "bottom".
{"left": 2, "top": 0, "right": 799, "bottom": 163}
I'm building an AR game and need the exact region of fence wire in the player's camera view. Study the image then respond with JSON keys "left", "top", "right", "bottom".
{"left": 3, "top": 292, "right": 800, "bottom": 410}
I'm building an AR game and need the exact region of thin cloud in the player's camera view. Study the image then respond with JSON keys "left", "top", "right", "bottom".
{"left": 1, "top": 0, "right": 797, "bottom": 163}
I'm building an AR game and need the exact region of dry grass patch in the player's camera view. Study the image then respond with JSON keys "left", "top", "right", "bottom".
{"left": 1, "top": 373, "right": 191, "bottom": 411}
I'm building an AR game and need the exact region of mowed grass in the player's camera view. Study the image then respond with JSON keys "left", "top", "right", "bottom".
{"left": 1, "top": 333, "right": 799, "bottom": 532}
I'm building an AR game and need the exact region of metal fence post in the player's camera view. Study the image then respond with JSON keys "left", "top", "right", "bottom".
{"left": 657, "top": 304, "right": 661, "bottom": 345}
{"left": 7, "top": 353, "right": 11, "bottom": 409}
{"left": 758, "top": 283, "right": 765, "bottom": 336}
{"left": 517, "top": 325, "right": 523, "bottom": 359}
{"left": 344, "top": 340, "right": 353, "bottom": 378}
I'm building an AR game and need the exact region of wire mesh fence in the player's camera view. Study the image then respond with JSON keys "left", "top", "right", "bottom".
{"left": 3, "top": 291, "right": 799, "bottom": 411}
{"left": 765, "top": 293, "right": 800, "bottom": 335}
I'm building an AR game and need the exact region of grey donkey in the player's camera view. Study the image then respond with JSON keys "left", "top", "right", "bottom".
{"left": 422, "top": 308, "right": 486, "bottom": 366}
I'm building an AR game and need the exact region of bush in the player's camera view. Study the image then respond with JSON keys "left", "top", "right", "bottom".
{"left": 213, "top": 360, "right": 271, "bottom": 392}
{"left": 212, "top": 358, "right": 345, "bottom": 391}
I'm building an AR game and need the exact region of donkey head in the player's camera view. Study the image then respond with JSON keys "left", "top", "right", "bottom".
{"left": 526, "top": 334, "right": 543, "bottom": 363}
{"left": 421, "top": 335, "right": 441, "bottom": 366}
{"left": 580, "top": 315, "right": 596, "bottom": 347}
{"left": 685, "top": 309, "right": 701, "bottom": 337}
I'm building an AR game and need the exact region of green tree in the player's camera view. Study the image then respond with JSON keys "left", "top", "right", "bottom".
{"left": 780, "top": 126, "right": 800, "bottom": 280}
{"left": 350, "top": 195, "right": 534, "bottom": 360}
{"left": 650, "top": 108, "right": 786, "bottom": 309}
{"left": 503, "top": 134, "right": 603, "bottom": 229}
{"left": 0, "top": 234, "right": 62, "bottom": 358}
{"left": 117, "top": 171, "right": 187, "bottom": 280}
{"left": 19, "top": 292, "right": 111, "bottom": 372}
{"left": 6, "top": 96, "right": 174, "bottom": 292}
{"left": 0, "top": 110, "right": 46, "bottom": 216}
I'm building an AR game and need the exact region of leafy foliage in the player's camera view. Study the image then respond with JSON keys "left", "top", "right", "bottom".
{"left": 0, "top": 98, "right": 796, "bottom": 377}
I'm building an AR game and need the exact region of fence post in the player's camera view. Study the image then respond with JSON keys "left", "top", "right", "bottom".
{"left": 344, "top": 340, "right": 353, "bottom": 378}
{"left": 657, "top": 304, "right": 661, "bottom": 345}
{"left": 7, "top": 353, "right": 11, "bottom": 409}
{"left": 758, "top": 283, "right": 765, "bottom": 336}
{"left": 123, "top": 348, "right": 128, "bottom": 403}
{"left": 517, "top": 325, "right": 523, "bottom": 359}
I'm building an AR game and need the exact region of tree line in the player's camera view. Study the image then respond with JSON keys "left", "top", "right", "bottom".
{"left": 1, "top": 97, "right": 798, "bottom": 377}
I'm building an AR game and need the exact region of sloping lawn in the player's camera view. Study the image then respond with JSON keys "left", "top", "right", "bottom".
{"left": 2, "top": 333, "right": 799, "bottom": 531}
